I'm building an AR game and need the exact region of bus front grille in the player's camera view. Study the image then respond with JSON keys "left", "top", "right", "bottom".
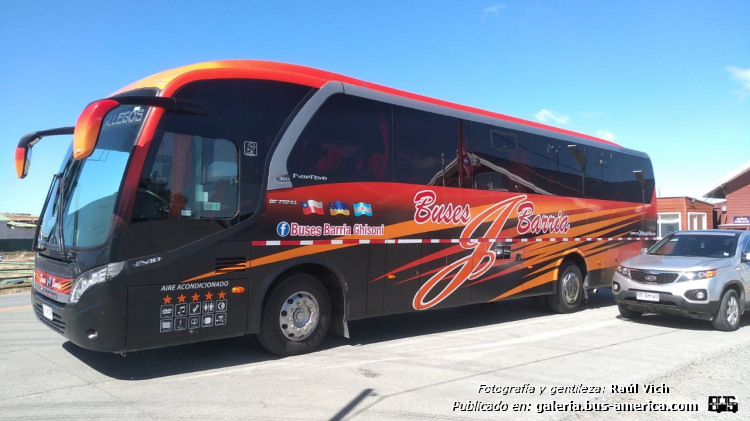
{"left": 33, "top": 303, "right": 66, "bottom": 334}
{"left": 34, "top": 256, "right": 78, "bottom": 279}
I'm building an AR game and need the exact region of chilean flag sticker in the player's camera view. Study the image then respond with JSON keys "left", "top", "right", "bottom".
{"left": 301, "top": 200, "right": 324, "bottom": 215}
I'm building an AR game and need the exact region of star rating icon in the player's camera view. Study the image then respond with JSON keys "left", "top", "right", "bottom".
{"left": 177, "top": 294, "right": 187, "bottom": 303}
{"left": 218, "top": 291, "right": 226, "bottom": 300}
{"left": 162, "top": 295, "right": 172, "bottom": 304}
{"left": 191, "top": 293, "right": 201, "bottom": 302}
{"left": 205, "top": 291, "right": 214, "bottom": 300}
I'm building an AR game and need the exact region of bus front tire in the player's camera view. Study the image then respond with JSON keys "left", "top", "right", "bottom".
{"left": 546, "top": 263, "right": 583, "bottom": 314}
{"left": 258, "top": 274, "right": 331, "bottom": 357}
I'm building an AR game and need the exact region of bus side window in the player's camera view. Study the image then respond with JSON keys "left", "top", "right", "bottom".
{"left": 133, "top": 134, "right": 238, "bottom": 221}
{"left": 611, "top": 153, "right": 655, "bottom": 203}
{"left": 288, "top": 94, "right": 391, "bottom": 185}
{"left": 469, "top": 124, "right": 535, "bottom": 193}
{"left": 585, "top": 146, "right": 610, "bottom": 201}
{"left": 531, "top": 137, "right": 583, "bottom": 198}
{"left": 393, "top": 105, "right": 460, "bottom": 187}
{"left": 201, "top": 139, "right": 239, "bottom": 219}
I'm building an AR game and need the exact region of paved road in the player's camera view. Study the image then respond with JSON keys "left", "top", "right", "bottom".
{"left": 1, "top": 290, "right": 748, "bottom": 420}
{"left": 0, "top": 291, "right": 30, "bottom": 310}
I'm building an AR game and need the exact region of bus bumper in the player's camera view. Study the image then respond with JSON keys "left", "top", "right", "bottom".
{"left": 31, "top": 282, "right": 127, "bottom": 353}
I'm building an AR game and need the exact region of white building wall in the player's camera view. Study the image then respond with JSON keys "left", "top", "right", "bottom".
{"left": 0, "top": 224, "right": 35, "bottom": 240}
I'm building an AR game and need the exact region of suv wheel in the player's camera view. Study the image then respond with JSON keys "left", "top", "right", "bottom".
{"left": 712, "top": 289, "right": 741, "bottom": 332}
{"left": 617, "top": 303, "right": 643, "bottom": 319}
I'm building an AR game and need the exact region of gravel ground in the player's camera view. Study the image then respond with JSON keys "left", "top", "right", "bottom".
{"left": 564, "top": 342, "right": 750, "bottom": 420}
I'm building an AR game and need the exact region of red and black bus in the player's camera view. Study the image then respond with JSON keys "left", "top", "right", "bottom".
{"left": 16, "top": 60, "right": 656, "bottom": 356}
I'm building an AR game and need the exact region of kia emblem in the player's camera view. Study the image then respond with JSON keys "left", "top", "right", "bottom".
{"left": 645, "top": 275, "right": 657, "bottom": 282}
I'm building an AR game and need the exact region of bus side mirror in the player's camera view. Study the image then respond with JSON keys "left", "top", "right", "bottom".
{"left": 14, "top": 146, "right": 31, "bottom": 178}
{"left": 15, "top": 127, "right": 74, "bottom": 178}
{"left": 73, "top": 100, "right": 119, "bottom": 160}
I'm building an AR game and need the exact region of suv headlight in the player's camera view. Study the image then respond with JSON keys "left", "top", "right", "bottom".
{"left": 616, "top": 265, "right": 631, "bottom": 278}
{"left": 682, "top": 269, "right": 717, "bottom": 281}
{"left": 70, "top": 262, "right": 125, "bottom": 303}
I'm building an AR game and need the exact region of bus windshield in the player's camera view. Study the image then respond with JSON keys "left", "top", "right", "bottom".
{"left": 39, "top": 105, "right": 147, "bottom": 248}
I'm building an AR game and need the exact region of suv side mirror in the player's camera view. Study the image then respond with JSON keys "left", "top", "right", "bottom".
{"left": 640, "top": 248, "right": 649, "bottom": 255}
{"left": 743, "top": 252, "right": 750, "bottom": 263}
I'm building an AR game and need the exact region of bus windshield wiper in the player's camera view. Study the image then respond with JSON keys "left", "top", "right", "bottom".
{"left": 32, "top": 173, "right": 59, "bottom": 252}
{"left": 54, "top": 172, "right": 74, "bottom": 261}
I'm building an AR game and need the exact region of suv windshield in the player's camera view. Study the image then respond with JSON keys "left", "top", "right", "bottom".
{"left": 649, "top": 234, "right": 739, "bottom": 258}
{"left": 38, "top": 105, "right": 147, "bottom": 248}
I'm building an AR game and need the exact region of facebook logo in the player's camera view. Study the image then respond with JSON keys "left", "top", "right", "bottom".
{"left": 276, "top": 221, "right": 290, "bottom": 237}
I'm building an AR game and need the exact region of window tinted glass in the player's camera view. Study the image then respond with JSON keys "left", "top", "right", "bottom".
{"left": 530, "top": 136, "right": 584, "bottom": 197}
{"left": 288, "top": 94, "right": 391, "bottom": 186}
{"left": 164, "top": 79, "right": 313, "bottom": 213}
{"left": 393, "top": 105, "right": 462, "bottom": 186}
{"left": 491, "top": 130, "right": 517, "bottom": 152}
{"left": 134, "top": 133, "right": 238, "bottom": 220}
{"left": 584, "top": 146, "right": 611, "bottom": 200}
{"left": 470, "top": 123, "right": 534, "bottom": 193}
{"left": 122, "top": 80, "right": 310, "bottom": 259}
{"left": 603, "top": 153, "right": 655, "bottom": 203}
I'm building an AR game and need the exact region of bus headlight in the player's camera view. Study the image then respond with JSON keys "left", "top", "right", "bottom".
{"left": 70, "top": 262, "right": 125, "bottom": 303}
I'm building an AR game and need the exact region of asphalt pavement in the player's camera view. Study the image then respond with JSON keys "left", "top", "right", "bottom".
{"left": 1, "top": 289, "right": 749, "bottom": 420}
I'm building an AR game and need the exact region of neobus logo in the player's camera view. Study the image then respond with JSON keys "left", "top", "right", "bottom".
{"left": 134, "top": 257, "right": 162, "bottom": 267}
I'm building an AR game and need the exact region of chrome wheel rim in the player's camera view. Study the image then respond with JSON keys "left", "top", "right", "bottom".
{"left": 727, "top": 295, "right": 739, "bottom": 326}
{"left": 562, "top": 271, "right": 581, "bottom": 305}
{"left": 279, "top": 291, "right": 319, "bottom": 342}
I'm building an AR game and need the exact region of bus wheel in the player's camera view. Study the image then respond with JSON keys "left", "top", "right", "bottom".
{"left": 258, "top": 274, "right": 331, "bottom": 356}
{"left": 546, "top": 262, "right": 583, "bottom": 314}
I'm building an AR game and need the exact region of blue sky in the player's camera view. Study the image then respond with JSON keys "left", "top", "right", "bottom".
{"left": 1, "top": 1, "right": 748, "bottom": 215}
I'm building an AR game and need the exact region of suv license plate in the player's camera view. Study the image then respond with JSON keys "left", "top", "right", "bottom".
{"left": 636, "top": 292, "right": 659, "bottom": 302}
{"left": 42, "top": 304, "right": 53, "bottom": 321}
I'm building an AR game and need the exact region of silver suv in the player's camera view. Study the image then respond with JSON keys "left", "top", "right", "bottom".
{"left": 613, "top": 230, "right": 750, "bottom": 331}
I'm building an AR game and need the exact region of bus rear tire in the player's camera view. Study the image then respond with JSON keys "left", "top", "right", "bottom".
{"left": 546, "top": 262, "right": 583, "bottom": 314}
{"left": 258, "top": 274, "right": 331, "bottom": 357}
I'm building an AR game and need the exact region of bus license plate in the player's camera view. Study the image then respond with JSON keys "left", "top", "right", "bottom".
{"left": 42, "top": 304, "right": 53, "bottom": 321}
{"left": 636, "top": 292, "right": 659, "bottom": 302}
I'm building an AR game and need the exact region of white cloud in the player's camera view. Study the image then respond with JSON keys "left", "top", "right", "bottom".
{"left": 534, "top": 109, "right": 571, "bottom": 127}
{"left": 727, "top": 66, "right": 750, "bottom": 99}
{"left": 595, "top": 130, "right": 617, "bottom": 142}
{"left": 482, "top": 4, "right": 507, "bottom": 21}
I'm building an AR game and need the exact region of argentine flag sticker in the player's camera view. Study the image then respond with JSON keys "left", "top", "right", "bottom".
{"left": 353, "top": 202, "right": 372, "bottom": 217}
